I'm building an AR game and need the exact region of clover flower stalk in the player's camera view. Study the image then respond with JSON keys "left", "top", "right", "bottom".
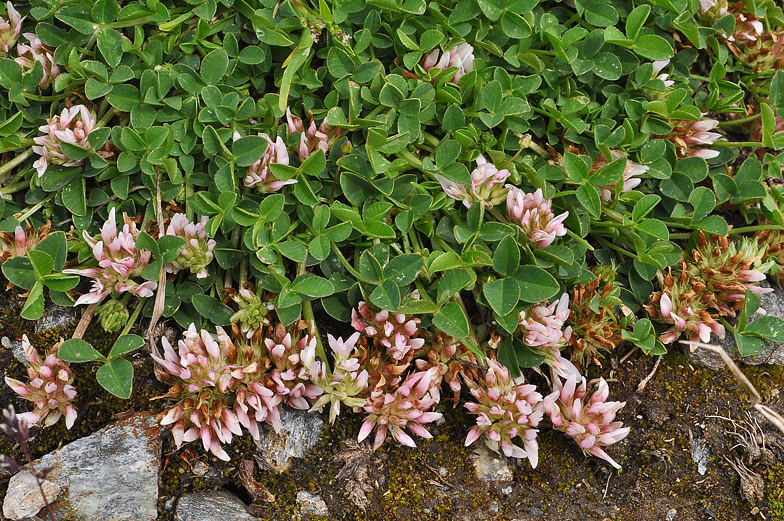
{"left": 464, "top": 360, "right": 544, "bottom": 466}
{"left": 231, "top": 287, "right": 274, "bottom": 339}
{"left": 422, "top": 42, "right": 475, "bottom": 83}
{"left": 435, "top": 155, "right": 510, "bottom": 208}
{"left": 243, "top": 133, "right": 296, "bottom": 192}
{"left": 351, "top": 301, "right": 425, "bottom": 362}
{"left": 543, "top": 369, "right": 629, "bottom": 469}
{"left": 0, "top": 220, "right": 49, "bottom": 261}
{"left": 4, "top": 336, "right": 78, "bottom": 430}
{"left": 32, "top": 104, "right": 110, "bottom": 177}
{"left": 0, "top": 2, "right": 23, "bottom": 56}
{"left": 308, "top": 333, "right": 369, "bottom": 424}
{"left": 506, "top": 186, "right": 569, "bottom": 249}
{"left": 64, "top": 208, "right": 157, "bottom": 306}
{"left": 358, "top": 368, "right": 442, "bottom": 449}
{"left": 14, "top": 32, "right": 59, "bottom": 88}
{"left": 164, "top": 213, "right": 216, "bottom": 279}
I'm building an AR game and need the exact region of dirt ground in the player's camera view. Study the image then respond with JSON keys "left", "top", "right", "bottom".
{"left": 1, "top": 287, "right": 783, "bottom": 521}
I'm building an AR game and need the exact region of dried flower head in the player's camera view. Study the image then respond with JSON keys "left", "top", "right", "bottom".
{"left": 568, "top": 267, "right": 625, "bottom": 366}
{"left": 464, "top": 360, "right": 544, "bottom": 466}
{"left": 757, "top": 228, "right": 784, "bottom": 286}
{"left": 543, "top": 370, "right": 630, "bottom": 469}
{"left": 506, "top": 186, "right": 569, "bottom": 249}
{"left": 64, "top": 208, "right": 157, "bottom": 305}
{"left": 4, "top": 336, "right": 78, "bottom": 429}
{"left": 164, "top": 214, "right": 216, "bottom": 279}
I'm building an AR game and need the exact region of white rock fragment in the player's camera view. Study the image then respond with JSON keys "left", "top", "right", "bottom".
{"left": 2, "top": 471, "right": 60, "bottom": 520}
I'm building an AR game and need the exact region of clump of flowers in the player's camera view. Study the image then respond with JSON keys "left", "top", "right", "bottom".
{"left": 0, "top": 221, "right": 49, "bottom": 261}
{"left": 358, "top": 368, "right": 442, "bottom": 449}
{"left": 568, "top": 267, "right": 627, "bottom": 367}
{"left": 287, "top": 109, "right": 343, "bottom": 160}
{"left": 757, "top": 228, "right": 784, "bottom": 286}
{"left": 589, "top": 151, "right": 647, "bottom": 202}
{"left": 231, "top": 286, "right": 274, "bottom": 339}
{"left": 32, "top": 104, "right": 110, "bottom": 177}
{"left": 421, "top": 42, "right": 475, "bottom": 83}
{"left": 64, "top": 208, "right": 157, "bottom": 305}
{"left": 506, "top": 186, "right": 569, "bottom": 249}
{"left": 152, "top": 325, "right": 245, "bottom": 461}
{"left": 685, "top": 233, "right": 773, "bottom": 316}
{"left": 14, "top": 32, "right": 59, "bottom": 88}
{"left": 463, "top": 360, "right": 544, "bottom": 466}
{"left": 435, "top": 155, "right": 510, "bottom": 208}
{"left": 645, "top": 262, "right": 726, "bottom": 344}
{"left": 0, "top": 2, "right": 23, "bottom": 55}
{"left": 415, "top": 332, "right": 478, "bottom": 397}
{"left": 543, "top": 369, "right": 630, "bottom": 469}
{"left": 307, "top": 332, "right": 369, "bottom": 424}
{"left": 352, "top": 301, "right": 425, "bottom": 362}
{"left": 243, "top": 133, "right": 296, "bottom": 192}
{"left": 519, "top": 293, "right": 573, "bottom": 361}
{"left": 4, "top": 335, "right": 78, "bottom": 429}
{"left": 667, "top": 119, "right": 722, "bottom": 159}
{"left": 164, "top": 214, "right": 216, "bottom": 279}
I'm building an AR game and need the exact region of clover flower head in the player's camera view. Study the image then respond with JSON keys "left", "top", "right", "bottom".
{"left": 698, "top": 0, "right": 728, "bottom": 20}
{"left": 231, "top": 287, "right": 274, "bottom": 339}
{"left": 668, "top": 119, "right": 722, "bottom": 159}
{"left": 164, "top": 213, "right": 216, "bottom": 279}
{"left": 519, "top": 293, "right": 573, "bottom": 351}
{"left": 543, "top": 370, "right": 629, "bottom": 469}
{"left": 308, "top": 332, "right": 370, "bottom": 424}
{"left": 63, "top": 208, "right": 157, "bottom": 306}
{"left": 262, "top": 323, "right": 323, "bottom": 410}
{"left": 463, "top": 360, "right": 544, "bottom": 466}
{"left": 14, "top": 32, "right": 59, "bottom": 88}
{"left": 97, "top": 298, "right": 130, "bottom": 333}
{"left": 358, "top": 368, "right": 442, "bottom": 449}
{"left": 32, "top": 104, "right": 110, "bottom": 177}
{"left": 0, "top": 2, "right": 24, "bottom": 55}
{"left": 351, "top": 301, "right": 425, "bottom": 361}
{"left": 435, "top": 155, "right": 510, "bottom": 208}
{"left": 244, "top": 133, "right": 296, "bottom": 192}
{"left": 506, "top": 186, "right": 569, "bottom": 248}
{"left": 757, "top": 228, "right": 784, "bottom": 286}
{"left": 0, "top": 221, "right": 50, "bottom": 261}
{"left": 415, "top": 333, "right": 476, "bottom": 395}
{"left": 591, "top": 151, "right": 647, "bottom": 201}
{"left": 4, "top": 335, "right": 78, "bottom": 430}
{"left": 293, "top": 110, "right": 344, "bottom": 160}
{"left": 422, "top": 42, "right": 475, "bottom": 83}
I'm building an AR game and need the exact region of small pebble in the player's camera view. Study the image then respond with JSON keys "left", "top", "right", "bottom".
{"left": 636, "top": 415, "right": 643, "bottom": 419}
{"left": 439, "top": 467, "right": 448, "bottom": 477}
{"left": 501, "top": 486, "right": 513, "bottom": 495}
{"left": 489, "top": 502, "right": 499, "bottom": 513}
{"left": 665, "top": 509, "right": 677, "bottom": 521}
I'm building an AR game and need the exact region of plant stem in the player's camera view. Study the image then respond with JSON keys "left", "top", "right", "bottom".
{"left": 0, "top": 149, "right": 34, "bottom": 185}
{"left": 72, "top": 302, "right": 99, "bottom": 339}
{"left": 710, "top": 141, "right": 764, "bottom": 148}
{"left": 730, "top": 224, "right": 784, "bottom": 235}
{"left": 718, "top": 113, "right": 762, "bottom": 128}
{"left": 298, "top": 260, "right": 331, "bottom": 377}
{"left": 16, "top": 194, "right": 55, "bottom": 223}
{"left": 594, "top": 236, "right": 638, "bottom": 260}
{"left": 20, "top": 443, "right": 57, "bottom": 521}
{"left": 118, "top": 298, "right": 147, "bottom": 337}
{"left": 330, "top": 241, "right": 375, "bottom": 284}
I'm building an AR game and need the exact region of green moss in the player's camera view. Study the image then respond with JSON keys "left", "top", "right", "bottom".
{"left": 768, "top": 463, "right": 784, "bottom": 521}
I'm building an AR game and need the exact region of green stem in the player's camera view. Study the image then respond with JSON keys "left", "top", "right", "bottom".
{"left": 118, "top": 297, "right": 147, "bottom": 337}
{"left": 709, "top": 141, "right": 764, "bottom": 148}
{"left": 330, "top": 241, "right": 375, "bottom": 284}
{"left": 298, "top": 259, "right": 331, "bottom": 378}
{"left": 594, "top": 236, "right": 638, "bottom": 260}
{"left": 16, "top": 193, "right": 55, "bottom": 222}
{"left": 96, "top": 107, "right": 118, "bottom": 129}
{"left": 397, "top": 149, "right": 424, "bottom": 170}
{"left": 0, "top": 149, "right": 34, "bottom": 184}
{"left": 1, "top": 179, "right": 31, "bottom": 196}
{"left": 24, "top": 84, "right": 84, "bottom": 101}
{"left": 730, "top": 224, "right": 784, "bottom": 235}
{"left": 718, "top": 113, "right": 762, "bottom": 128}
{"left": 566, "top": 229, "right": 595, "bottom": 251}
{"left": 451, "top": 292, "right": 484, "bottom": 360}
{"left": 690, "top": 74, "right": 710, "bottom": 82}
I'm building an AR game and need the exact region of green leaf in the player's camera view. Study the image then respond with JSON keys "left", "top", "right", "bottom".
{"left": 275, "top": 240, "right": 308, "bottom": 262}
{"left": 41, "top": 273, "right": 80, "bottom": 291}
{"left": 626, "top": 5, "right": 651, "bottom": 40}
{"left": 200, "top": 49, "right": 229, "bottom": 85}
{"left": 370, "top": 279, "right": 402, "bottom": 310}
{"left": 483, "top": 278, "right": 521, "bottom": 316}
{"left": 62, "top": 176, "right": 87, "bottom": 217}
{"left": 20, "top": 282, "right": 45, "bottom": 321}
{"left": 743, "top": 316, "right": 784, "bottom": 343}
{"left": 290, "top": 274, "right": 335, "bottom": 298}
{"left": 433, "top": 302, "right": 470, "bottom": 338}
{"left": 384, "top": 254, "right": 424, "bottom": 286}
{"left": 27, "top": 250, "right": 54, "bottom": 279}
{"left": 107, "top": 84, "right": 140, "bottom": 112}
{"left": 514, "top": 338, "right": 547, "bottom": 367}
{"left": 735, "top": 330, "right": 765, "bottom": 357}
{"left": 592, "top": 52, "right": 622, "bottom": 80}
{"left": 232, "top": 135, "right": 269, "bottom": 167}
{"left": 512, "top": 266, "right": 560, "bottom": 303}
{"left": 91, "top": 0, "right": 119, "bottom": 23}
{"left": 576, "top": 184, "right": 601, "bottom": 217}
{"left": 688, "top": 186, "right": 716, "bottom": 222}
{"left": 96, "top": 359, "right": 133, "bottom": 399}
{"left": 97, "top": 29, "right": 124, "bottom": 69}
{"left": 59, "top": 338, "right": 107, "bottom": 362}
{"left": 191, "top": 294, "right": 234, "bottom": 325}
{"left": 0, "top": 58, "right": 23, "bottom": 90}
{"left": 632, "top": 34, "right": 674, "bottom": 61}
{"left": 2, "top": 257, "right": 37, "bottom": 290}
{"left": 437, "top": 269, "right": 474, "bottom": 303}
{"left": 493, "top": 235, "right": 520, "bottom": 276}
{"left": 498, "top": 339, "right": 521, "bottom": 378}
{"left": 107, "top": 335, "right": 145, "bottom": 360}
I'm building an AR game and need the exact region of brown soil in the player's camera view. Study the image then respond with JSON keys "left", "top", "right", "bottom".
{"left": 1, "top": 286, "right": 783, "bottom": 521}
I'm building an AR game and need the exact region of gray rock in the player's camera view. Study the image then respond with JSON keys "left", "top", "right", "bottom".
{"left": 665, "top": 509, "right": 678, "bottom": 521}
{"left": 175, "top": 490, "right": 257, "bottom": 521}
{"left": 691, "top": 437, "right": 711, "bottom": 476}
{"left": 682, "top": 282, "right": 784, "bottom": 369}
{"left": 470, "top": 442, "right": 512, "bottom": 483}
{"left": 2, "top": 471, "right": 61, "bottom": 520}
{"left": 35, "top": 304, "right": 79, "bottom": 335}
{"left": 3, "top": 412, "right": 161, "bottom": 521}
{"left": 253, "top": 405, "right": 324, "bottom": 473}
{"left": 296, "top": 491, "right": 328, "bottom": 518}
